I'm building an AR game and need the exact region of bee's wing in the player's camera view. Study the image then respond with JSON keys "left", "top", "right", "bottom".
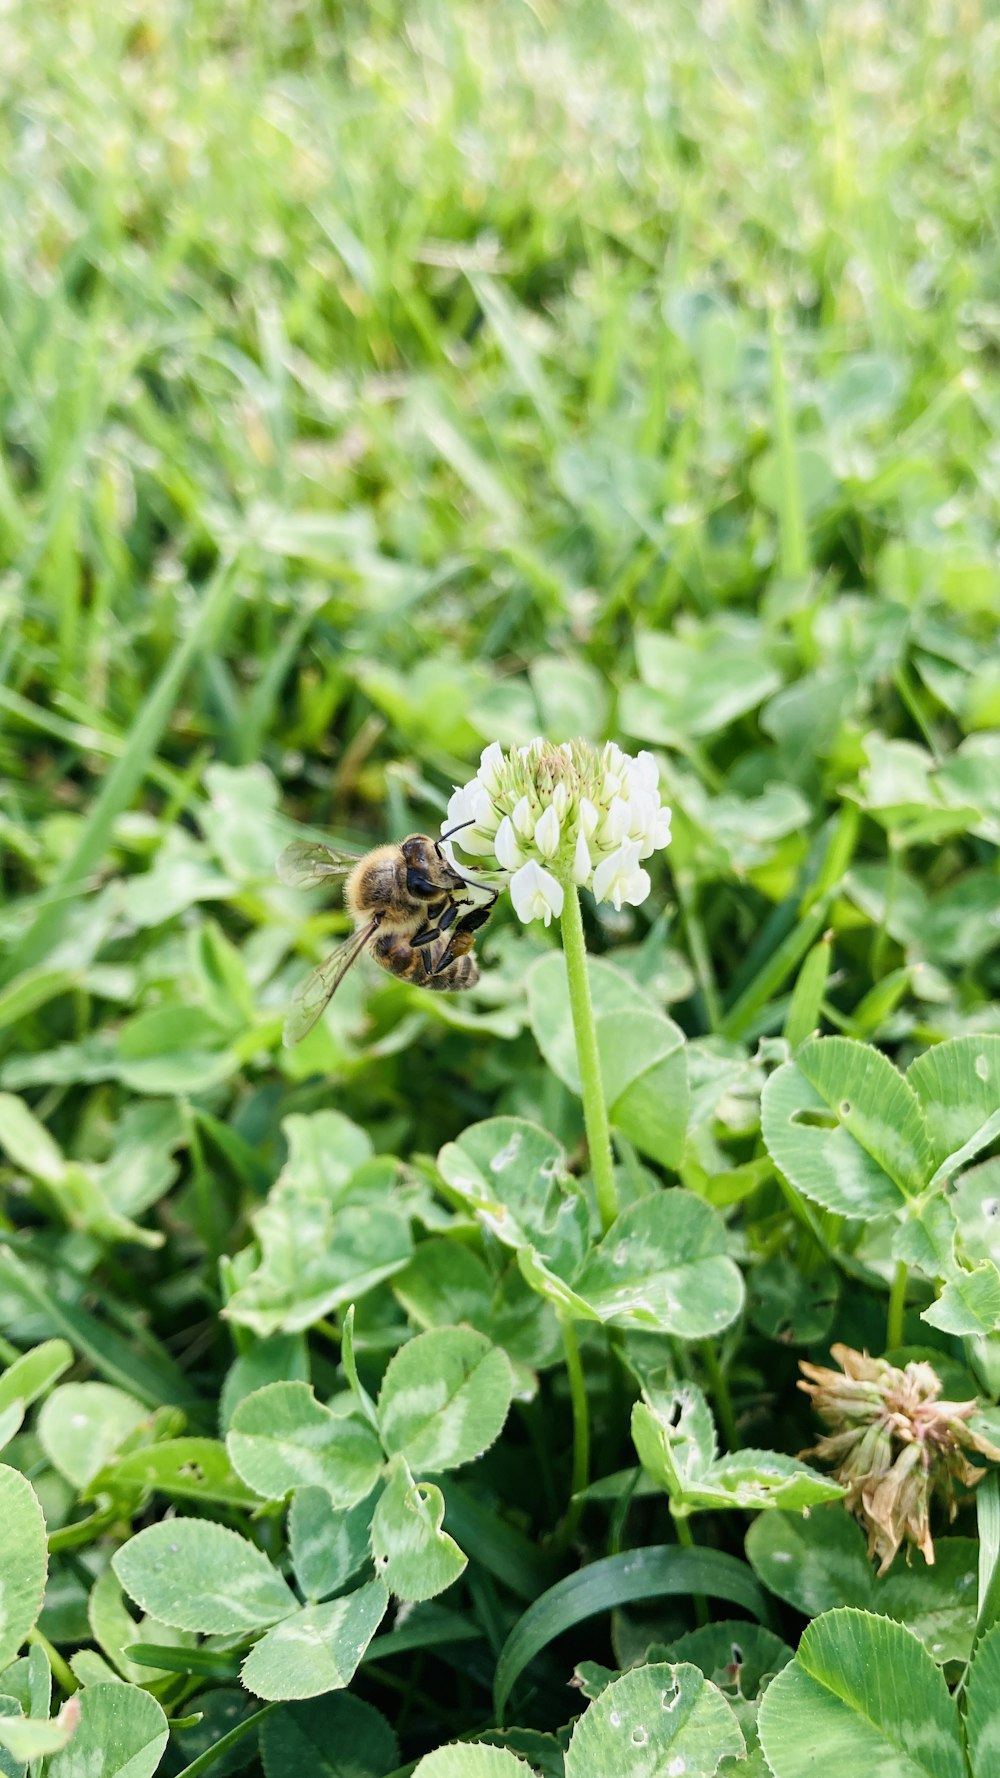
{"left": 276, "top": 840, "right": 357, "bottom": 888}
{"left": 283, "top": 919, "right": 379, "bottom": 1046}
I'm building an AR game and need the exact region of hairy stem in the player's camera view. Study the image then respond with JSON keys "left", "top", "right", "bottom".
{"left": 560, "top": 883, "right": 618, "bottom": 1233}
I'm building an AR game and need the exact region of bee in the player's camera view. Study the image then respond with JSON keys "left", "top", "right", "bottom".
{"left": 276, "top": 823, "right": 498, "bottom": 1045}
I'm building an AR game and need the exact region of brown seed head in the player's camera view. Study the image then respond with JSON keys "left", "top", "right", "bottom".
{"left": 799, "top": 1343, "right": 1000, "bottom": 1574}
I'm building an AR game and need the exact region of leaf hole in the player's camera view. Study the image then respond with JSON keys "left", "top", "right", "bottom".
{"left": 839, "top": 1100, "right": 852, "bottom": 1116}
{"left": 790, "top": 1108, "right": 838, "bottom": 1131}
{"left": 631, "top": 1726, "right": 649, "bottom": 1747}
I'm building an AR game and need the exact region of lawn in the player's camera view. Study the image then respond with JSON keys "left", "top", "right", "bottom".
{"left": 2, "top": 2, "right": 1000, "bottom": 1774}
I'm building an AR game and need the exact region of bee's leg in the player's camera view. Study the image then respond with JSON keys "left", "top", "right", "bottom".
{"left": 409, "top": 902, "right": 460, "bottom": 949}
{"left": 451, "top": 902, "right": 492, "bottom": 935}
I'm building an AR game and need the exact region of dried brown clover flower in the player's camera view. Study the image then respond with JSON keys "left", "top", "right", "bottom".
{"left": 798, "top": 1342, "right": 1000, "bottom": 1575}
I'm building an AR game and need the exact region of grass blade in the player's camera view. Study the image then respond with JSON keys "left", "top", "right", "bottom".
{"left": 493, "top": 1543, "right": 775, "bottom": 1720}
{"left": 1, "top": 557, "right": 237, "bottom": 985}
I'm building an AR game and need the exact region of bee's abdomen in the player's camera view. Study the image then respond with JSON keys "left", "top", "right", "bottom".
{"left": 426, "top": 954, "right": 478, "bottom": 991}
{"left": 371, "top": 931, "right": 478, "bottom": 991}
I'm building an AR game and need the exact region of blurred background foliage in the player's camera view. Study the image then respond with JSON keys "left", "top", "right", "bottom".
{"left": 2, "top": 0, "right": 1000, "bottom": 1760}
{"left": 0, "top": 0, "right": 998, "bottom": 1461}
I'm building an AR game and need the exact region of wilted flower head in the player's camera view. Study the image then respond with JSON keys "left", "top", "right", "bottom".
{"left": 443, "top": 739, "right": 671, "bottom": 926}
{"left": 799, "top": 1343, "right": 1000, "bottom": 1575}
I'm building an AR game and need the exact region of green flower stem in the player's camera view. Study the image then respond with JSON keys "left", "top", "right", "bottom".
{"left": 670, "top": 1512, "right": 708, "bottom": 1626}
{"left": 700, "top": 1339, "right": 740, "bottom": 1451}
{"left": 557, "top": 1314, "right": 590, "bottom": 1550}
{"left": 887, "top": 1260, "right": 908, "bottom": 1351}
{"left": 559, "top": 882, "right": 619, "bottom": 1233}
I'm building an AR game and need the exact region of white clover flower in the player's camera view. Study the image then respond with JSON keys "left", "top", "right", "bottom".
{"left": 494, "top": 815, "right": 524, "bottom": 870}
{"left": 592, "top": 840, "right": 651, "bottom": 911}
{"left": 572, "top": 831, "right": 591, "bottom": 883}
{"left": 625, "top": 749, "right": 659, "bottom": 795}
{"left": 534, "top": 804, "right": 561, "bottom": 858}
{"left": 477, "top": 741, "right": 506, "bottom": 796}
{"left": 511, "top": 795, "right": 535, "bottom": 838}
{"left": 510, "top": 860, "right": 564, "bottom": 925}
{"left": 442, "top": 737, "right": 671, "bottom": 926}
{"left": 600, "top": 796, "right": 631, "bottom": 848}
{"left": 445, "top": 775, "right": 498, "bottom": 855}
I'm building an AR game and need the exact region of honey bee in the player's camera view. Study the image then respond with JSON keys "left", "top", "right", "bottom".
{"left": 276, "top": 824, "right": 498, "bottom": 1045}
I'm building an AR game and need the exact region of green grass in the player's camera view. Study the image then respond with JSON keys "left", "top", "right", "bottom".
{"left": 2, "top": 0, "right": 1000, "bottom": 1772}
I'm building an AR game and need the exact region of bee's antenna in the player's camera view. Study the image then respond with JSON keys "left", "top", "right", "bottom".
{"left": 438, "top": 818, "right": 475, "bottom": 846}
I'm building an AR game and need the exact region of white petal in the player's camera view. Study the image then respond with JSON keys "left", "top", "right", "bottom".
{"left": 448, "top": 784, "right": 499, "bottom": 854}
{"left": 592, "top": 847, "right": 625, "bottom": 906}
{"left": 534, "top": 804, "right": 561, "bottom": 858}
{"left": 626, "top": 789, "right": 661, "bottom": 845}
{"left": 444, "top": 783, "right": 476, "bottom": 834}
{"left": 592, "top": 839, "right": 648, "bottom": 911}
{"left": 509, "top": 859, "right": 564, "bottom": 926}
{"left": 621, "top": 866, "right": 651, "bottom": 907}
{"left": 600, "top": 796, "right": 631, "bottom": 846}
{"left": 572, "top": 831, "right": 592, "bottom": 884}
{"left": 478, "top": 741, "right": 506, "bottom": 794}
{"left": 494, "top": 815, "right": 523, "bottom": 870}
{"left": 512, "top": 795, "right": 535, "bottom": 838}
{"left": 626, "top": 750, "right": 659, "bottom": 794}
{"left": 578, "top": 797, "right": 599, "bottom": 840}
{"left": 552, "top": 782, "right": 569, "bottom": 819}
